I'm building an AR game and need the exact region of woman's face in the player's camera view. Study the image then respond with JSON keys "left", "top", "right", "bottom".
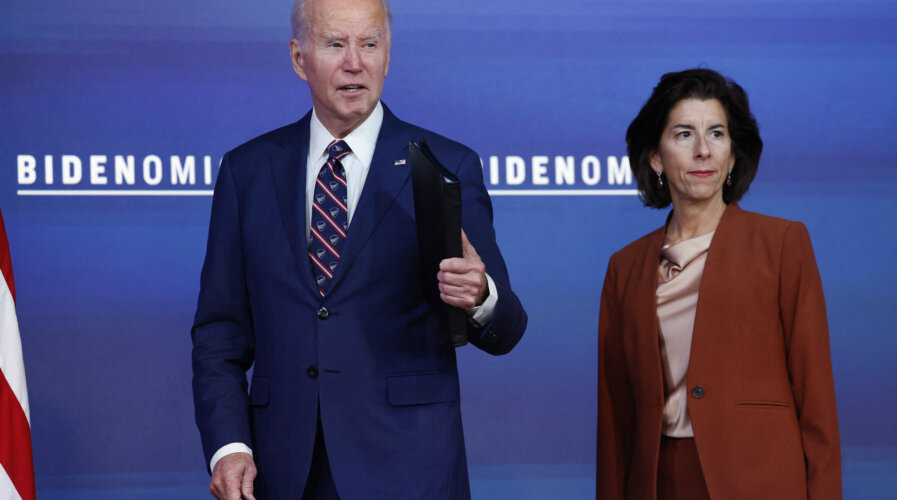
{"left": 650, "top": 98, "right": 736, "bottom": 208}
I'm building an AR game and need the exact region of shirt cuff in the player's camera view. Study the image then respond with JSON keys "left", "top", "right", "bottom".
{"left": 210, "top": 443, "right": 253, "bottom": 472}
{"left": 468, "top": 273, "right": 498, "bottom": 326}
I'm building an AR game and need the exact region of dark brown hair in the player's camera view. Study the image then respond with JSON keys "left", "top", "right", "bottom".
{"left": 626, "top": 68, "right": 763, "bottom": 208}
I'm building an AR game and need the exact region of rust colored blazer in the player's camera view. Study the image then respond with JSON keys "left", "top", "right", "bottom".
{"left": 597, "top": 203, "right": 841, "bottom": 499}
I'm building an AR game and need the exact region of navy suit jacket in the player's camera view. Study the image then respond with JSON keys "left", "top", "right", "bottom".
{"left": 192, "top": 104, "right": 527, "bottom": 499}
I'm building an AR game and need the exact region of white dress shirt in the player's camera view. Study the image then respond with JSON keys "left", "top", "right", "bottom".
{"left": 210, "top": 102, "right": 498, "bottom": 472}
{"left": 305, "top": 102, "right": 382, "bottom": 232}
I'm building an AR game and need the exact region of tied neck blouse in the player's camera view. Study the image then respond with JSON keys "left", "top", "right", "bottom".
{"left": 656, "top": 231, "right": 715, "bottom": 438}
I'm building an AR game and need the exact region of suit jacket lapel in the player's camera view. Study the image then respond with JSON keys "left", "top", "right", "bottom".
{"left": 269, "top": 113, "right": 320, "bottom": 295}
{"left": 691, "top": 203, "right": 744, "bottom": 350}
{"left": 327, "top": 106, "right": 412, "bottom": 293}
{"left": 636, "top": 225, "right": 667, "bottom": 403}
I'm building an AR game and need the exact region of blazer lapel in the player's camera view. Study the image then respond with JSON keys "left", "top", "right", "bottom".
{"left": 635, "top": 225, "right": 667, "bottom": 404}
{"left": 691, "top": 203, "right": 744, "bottom": 347}
{"left": 269, "top": 114, "right": 319, "bottom": 295}
{"left": 327, "top": 106, "right": 412, "bottom": 293}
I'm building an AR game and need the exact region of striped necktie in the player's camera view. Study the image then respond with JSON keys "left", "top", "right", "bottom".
{"left": 308, "top": 140, "right": 350, "bottom": 297}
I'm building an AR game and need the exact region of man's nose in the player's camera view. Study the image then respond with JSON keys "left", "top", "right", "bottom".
{"left": 342, "top": 46, "right": 362, "bottom": 72}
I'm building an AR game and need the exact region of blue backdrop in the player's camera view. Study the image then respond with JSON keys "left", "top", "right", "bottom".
{"left": 2, "top": 0, "right": 896, "bottom": 498}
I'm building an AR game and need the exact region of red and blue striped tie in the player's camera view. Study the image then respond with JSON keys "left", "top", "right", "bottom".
{"left": 308, "top": 140, "right": 350, "bottom": 297}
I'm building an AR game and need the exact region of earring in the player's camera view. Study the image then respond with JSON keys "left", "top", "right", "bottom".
{"left": 656, "top": 171, "right": 664, "bottom": 189}
{"left": 726, "top": 170, "right": 733, "bottom": 187}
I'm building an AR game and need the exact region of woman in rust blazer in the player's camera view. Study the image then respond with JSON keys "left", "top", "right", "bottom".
{"left": 597, "top": 69, "right": 841, "bottom": 499}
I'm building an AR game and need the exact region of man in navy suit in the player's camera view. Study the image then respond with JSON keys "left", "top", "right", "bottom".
{"left": 191, "top": 0, "right": 527, "bottom": 498}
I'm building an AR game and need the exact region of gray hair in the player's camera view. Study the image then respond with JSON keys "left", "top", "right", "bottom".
{"left": 291, "top": 0, "right": 393, "bottom": 48}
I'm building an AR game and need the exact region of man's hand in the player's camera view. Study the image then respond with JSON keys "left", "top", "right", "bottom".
{"left": 210, "top": 452, "right": 256, "bottom": 500}
{"left": 437, "top": 229, "right": 488, "bottom": 310}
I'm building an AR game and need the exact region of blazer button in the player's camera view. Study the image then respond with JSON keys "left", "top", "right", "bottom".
{"left": 307, "top": 365, "right": 319, "bottom": 379}
{"left": 691, "top": 385, "right": 705, "bottom": 399}
{"left": 485, "top": 330, "right": 499, "bottom": 340}
{"left": 317, "top": 307, "right": 330, "bottom": 320}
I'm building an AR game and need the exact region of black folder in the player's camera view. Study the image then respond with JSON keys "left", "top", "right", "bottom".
{"left": 409, "top": 139, "right": 467, "bottom": 347}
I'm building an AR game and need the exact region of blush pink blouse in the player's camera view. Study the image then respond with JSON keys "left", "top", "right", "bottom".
{"left": 656, "top": 231, "right": 714, "bottom": 438}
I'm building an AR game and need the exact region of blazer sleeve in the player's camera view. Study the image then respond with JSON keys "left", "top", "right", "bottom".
{"left": 191, "top": 153, "right": 255, "bottom": 469}
{"left": 778, "top": 222, "right": 841, "bottom": 498}
{"left": 597, "top": 256, "right": 633, "bottom": 499}
{"left": 453, "top": 149, "right": 527, "bottom": 356}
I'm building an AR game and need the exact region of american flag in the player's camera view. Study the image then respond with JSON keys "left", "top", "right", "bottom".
{"left": 0, "top": 207, "right": 35, "bottom": 500}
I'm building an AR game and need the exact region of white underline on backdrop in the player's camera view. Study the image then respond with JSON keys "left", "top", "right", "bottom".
{"left": 487, "top": 190, "right": 638, "bottom": 196}
{"left": 17, "top": 190, "right": 216, "bottom": 196}
{"left": 18, "top": 189, "right": 639, "bottom": 197}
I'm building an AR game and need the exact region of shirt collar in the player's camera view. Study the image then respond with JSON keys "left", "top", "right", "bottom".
{"left": 309, "top": 101, "right": 383, "bottom": 168}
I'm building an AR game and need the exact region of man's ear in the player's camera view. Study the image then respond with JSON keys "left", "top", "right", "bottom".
{"left": 290, "top": 38, "right": 308, "bottom": 81}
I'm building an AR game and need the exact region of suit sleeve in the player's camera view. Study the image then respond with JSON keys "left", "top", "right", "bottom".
{"left": 191, "top": 153, "right": 255, "bottom": 471}
{"left": 597, "top": 256, "right": 633, "bottom": 499}
{"left": 778, "top": 222, "right": 841, "bottom": 499}
{"left": 453, "top": 149, "right": 527, "bottom": 355}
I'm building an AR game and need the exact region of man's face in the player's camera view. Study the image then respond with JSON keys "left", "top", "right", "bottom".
{"left": 291, "top": 0, "right": 390, "bottom": 138}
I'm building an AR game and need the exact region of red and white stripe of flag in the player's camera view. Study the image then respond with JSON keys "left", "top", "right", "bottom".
{"left": 0, "top": 207, "right": 35, "bottom": 500}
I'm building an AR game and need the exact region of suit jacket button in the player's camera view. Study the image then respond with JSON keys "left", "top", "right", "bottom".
{"left": 691, "top": 385, "right": 705, "bottom": 399}
{"left": 486, "top": 330, "right": 499, "bottom": 340}
{"left": 317, "top": 307, "right": 330, "bottom": 320}
{"left": 307, "top": 365, "right": 319, "bottom": 379}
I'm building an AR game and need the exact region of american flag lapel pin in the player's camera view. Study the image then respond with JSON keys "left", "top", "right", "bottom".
{"left": 394, "top": 158, "right": 406, "bottom": 166}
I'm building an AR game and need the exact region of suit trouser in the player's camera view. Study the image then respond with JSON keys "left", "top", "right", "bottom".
{"left": 657, "top": 436, "right": 710, "bottom": 500}
{"left": 302, "top": 416, "right": 341, "bottom": 500}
